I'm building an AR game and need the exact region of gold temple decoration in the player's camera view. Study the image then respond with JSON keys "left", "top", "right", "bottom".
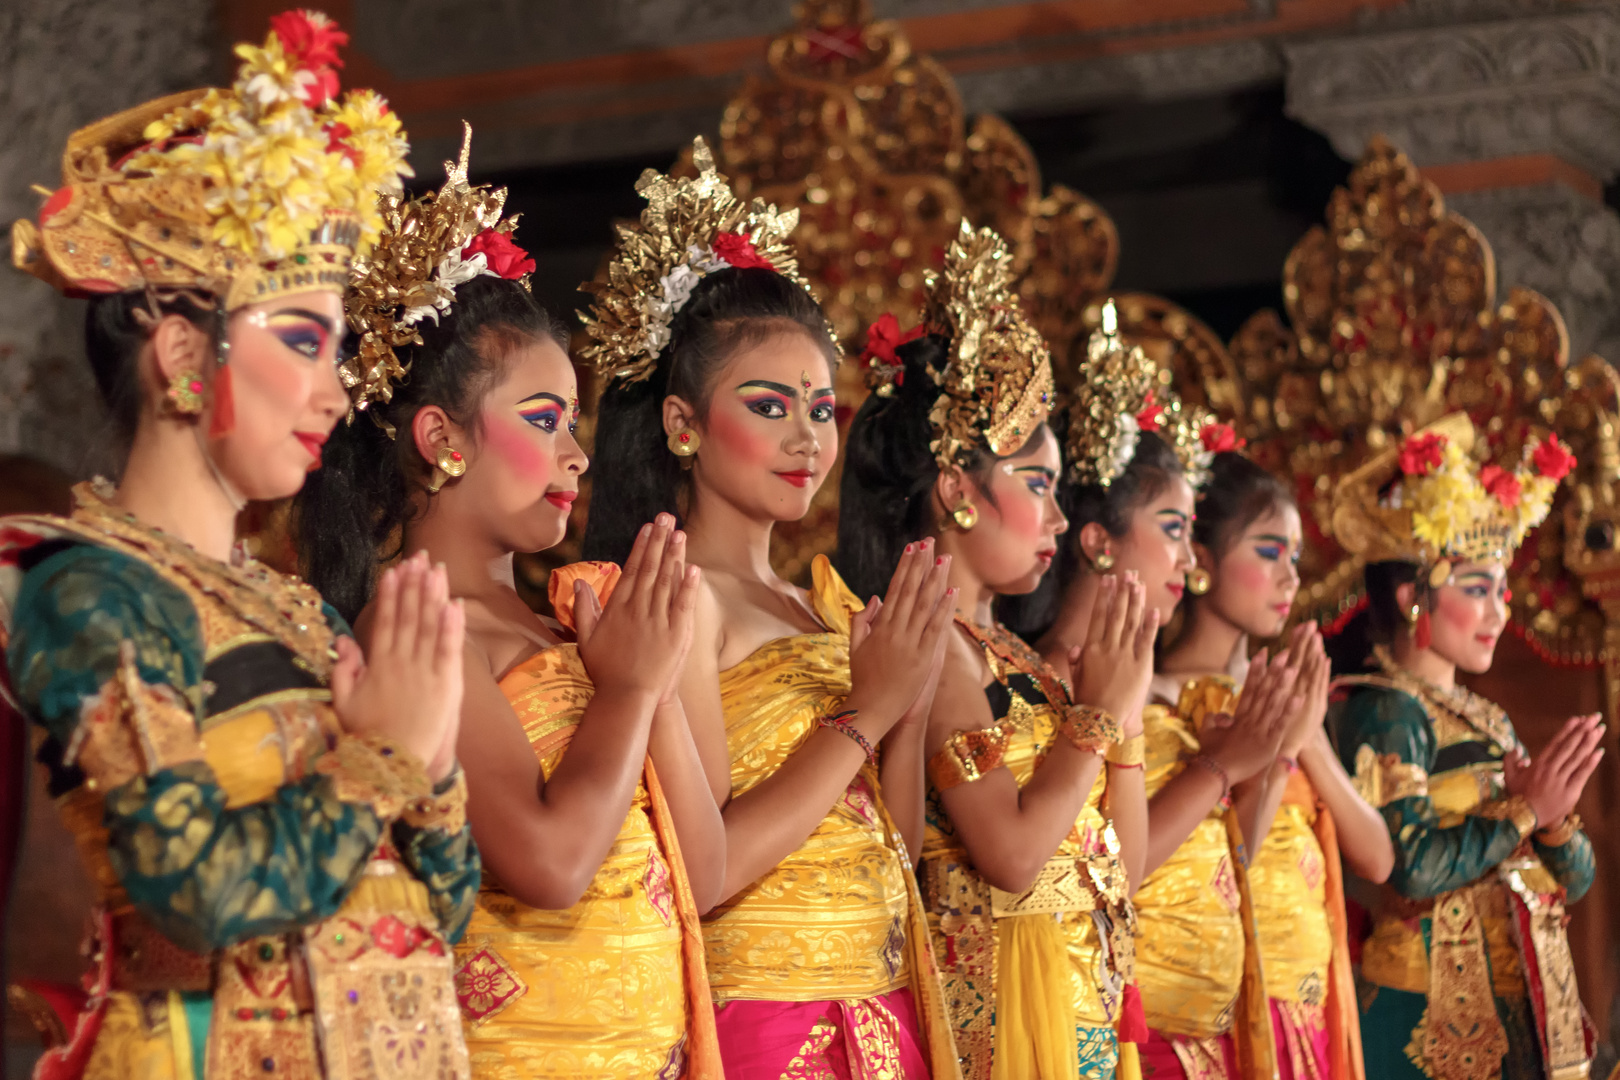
{"left": 1225, "top": 136, "right": 1618, "bottom": 674}
{"left": 673, "top": 0, "right": 1235, "bottom": 579}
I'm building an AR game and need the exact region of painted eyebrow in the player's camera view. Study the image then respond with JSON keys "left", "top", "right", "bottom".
{"left": 1454, "top": 571, "right": 1498, "bottom": 583}
{"left": 1156, "top": 509, "right": 1190, "bottom": 520}
{"left": 735, "top": 380, "right": 796, "bottom": 396}
{"left": 270, "top": 308, "right": 339, "bottom": 336}
{"left": 1251, "top": 533, "right": 1292, "bottom": 545}
{"left": 1011, "top": 465, "right": 1056, "bottom": 477}
{"left": 517, "top": 392, "right": 568, "bottom": 408}
{"left": 809, "top": 387, "right": 836, "bottom": 399}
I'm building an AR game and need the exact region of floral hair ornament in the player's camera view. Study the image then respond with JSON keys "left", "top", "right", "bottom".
{"left": 581, "top": 136, "right": 823, "bottom": 387}
{"left": 924, "top": 222, "right": 1055, "bottom": 469}
{"left": 861, "top": 311, "right": 924, "bottom": 396}
{"left": 12, "top": 10, "right": 410, "bottom": 313}
{"left": 1328, "top": 412, "right": 1574, "bottom": 584}
{"left": 342, "top": 123, "right": 534, "bottom": 429}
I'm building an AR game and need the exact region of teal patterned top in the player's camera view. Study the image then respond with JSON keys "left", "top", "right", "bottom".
{"left": 6, "top": 540, "right": 480, "bottom": 951}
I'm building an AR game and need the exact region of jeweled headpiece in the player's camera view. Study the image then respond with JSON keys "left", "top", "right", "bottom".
{"left": 11, "top": 11, "right": 410, "bottom": 312}
{"left": 923, "top": 223, "right": 1053, "bottom": 468}
{"left": 1329, "top": 413, "right": 1575, "bottom": 577}
{"left": 581, "top": 137, "right": 816, "bottom": 386}
{"left": 342, "top": 125, "right": 535, "bottom": 423}
{"left": 1063, "top": 298, "right": 1233, "bottom": 487}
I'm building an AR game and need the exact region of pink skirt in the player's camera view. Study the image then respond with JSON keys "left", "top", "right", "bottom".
{"left": 1140, "top": 1027, "right": 1238, "bottom": 1079}
{"left": 713, "top": 988, "right": 930, "bottom": 1079}
{"left": 1270, "top": 998, "right": 1330, "bottom": 1080}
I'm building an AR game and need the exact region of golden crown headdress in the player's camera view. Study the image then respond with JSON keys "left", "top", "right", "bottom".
{"left": 341, "top": 124, "right": 534, "bottom": 425}
{"left": 1062, "top": 298, "right": 1233, "bottom": 487}
{"left": 923, "top": 222, "right": 1054, "bottom": 468}
{"left": 1329, "top": 412, "right": 1575, "bottom": 581}
{"left": 581, "top": 137, "right": 817, "bottom": 387}
{"left": 11, "top": 11, "right": 410, "bottom": 312}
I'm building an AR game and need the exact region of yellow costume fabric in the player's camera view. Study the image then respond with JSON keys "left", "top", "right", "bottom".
{"left": 455, "top": 563, "right": 720, "bottom": 1080}
{"left": 705, "top": 554, "right": 960, "bottom": 1078}
{"left": 920, "top": 620, "right": 1135, "bottom": 1080}
{"left": 1136, "top": 678, "right": 1274, "bottom": 1078}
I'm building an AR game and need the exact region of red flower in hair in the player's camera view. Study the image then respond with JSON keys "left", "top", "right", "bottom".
{"left": 1135, "top": 392, "right": 1165, "bottom": 433}
{"left": 713, "top": 232, "right": 775, "bottom": 271}
{"left": 269, "top": 10, "right": 349, "bottom": 69}
{"left": 1398, "top": 432, "right": 1446, "bottom": 476}
{"left": 862, "top": 313, "right": 923, "bottom": 366}
{"left": 1199, "top": 422, "right": 1245, "bottom": 453}
{"left": 462, "top": 229, "right": 535, "bottom": 280}
{"left": 1532, "top": 433, "right": 1576, "bottom": 481}
{"left": 1479, "top": 464, "right": 1522, "bottom": 508}
{"left": 322, "top": 121, "right": 360, "bottom": 165}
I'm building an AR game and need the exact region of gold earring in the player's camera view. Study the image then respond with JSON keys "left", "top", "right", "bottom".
{"left": 1092, "top": 548, "right": 1114, "bottom": 572}
{"left": 166, "top": 369, "right": 205, "bottom": 416}
{"left": 951, "top": 496, "right": 978, "bottom": 531}
{"left": 428, "top": 446, "right": 466, "bottom": 494}
{"left": 668, "top": 428, "right": 700, "bottom": 458}
{"left": 1188, "top": 567, "right": 1211, "bottom": 595}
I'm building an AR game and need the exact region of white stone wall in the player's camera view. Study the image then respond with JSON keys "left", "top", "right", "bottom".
{"left": 0, "top": 0, "right": 219, "bottom": 478}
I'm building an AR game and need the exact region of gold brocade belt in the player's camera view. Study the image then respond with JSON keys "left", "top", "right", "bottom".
{"left": 923, "top": 853, "right": 1110, "bottom": 918}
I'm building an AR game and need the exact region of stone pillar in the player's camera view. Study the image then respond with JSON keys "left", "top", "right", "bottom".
{"left": 0, "top": 0, "right": 219, "bottom": 478}
{"left": 1284, "top": 1, "right": 1620, "bottom": 361}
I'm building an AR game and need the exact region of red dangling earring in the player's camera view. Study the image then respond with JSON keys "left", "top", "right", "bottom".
{"left": 1415, "top": 606, "right": 1432, "bottom": 650}
{"left": 207, "top": 310, "right": 235, "bottom": 438}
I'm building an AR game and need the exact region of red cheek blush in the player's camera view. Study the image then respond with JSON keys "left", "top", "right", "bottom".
{"left": 707, "top": 406, "right": 778, "bottom": 466}
{"left": 1233, "top": 561, "right": 1272, "bottom": 593}
{"left": 481, "top": 412, "right": 551, "bottom": 484}
{"left": 1437, "top": 592, "right": 1478, "bottom": 633}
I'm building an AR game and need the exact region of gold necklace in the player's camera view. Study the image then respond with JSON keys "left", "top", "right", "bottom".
{"left": 1371, "top": 645, "right": 1517, "bottom": 751}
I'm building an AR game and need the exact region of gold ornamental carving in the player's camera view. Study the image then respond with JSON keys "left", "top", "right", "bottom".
{"left": 1226, "top": 136, "right": 1618, "bottom": 682}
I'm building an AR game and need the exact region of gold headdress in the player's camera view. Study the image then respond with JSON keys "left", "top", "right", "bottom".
{"left": 1062, "top": 298, "right": 1237, "bottom": 487}
{"left": 1329, "top": 413, "right": 1575, "bottom": 578}
{"left": 581, "top": 137, "right": 817, "bottom": 386}
{"left": 341, "top": 125, "right": 534, "bottom": 422}
{"left": 11, "top": 11, "right": 410, "bottom": 312}
{"left": 923, "top": 222, "right": 1053, "bottom": 468}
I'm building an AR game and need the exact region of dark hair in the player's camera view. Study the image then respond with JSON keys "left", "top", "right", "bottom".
{"left": 581, "top": 266, "right": 835, "bottom": 564}
{"left": 296, "top": 275, "right": 566, "bottom": 622}
{"left": 835, "top": 333, "right": 1048, "bottom": 601}
{"left": 998, "top": 427, "right": 1183, "bottom": 639}
{"left": 1323, "top": 559, "right": 1421, "bottom": 675}
{"left": 1193, "top": 451, "right": 1294, "bottom": 560}
{"left": 85, "top": 291, "right": 222, "bottom": 451}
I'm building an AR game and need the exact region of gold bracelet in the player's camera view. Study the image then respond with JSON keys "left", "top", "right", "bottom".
{"left": 1535, "top": 812, "right": 1583, "bottom": 847}
{"left": 1057, "top": 705, "right": 1120, "bottom": 754}
{"left": 1106, "top": 734, "right": 1145, "bottom": 768}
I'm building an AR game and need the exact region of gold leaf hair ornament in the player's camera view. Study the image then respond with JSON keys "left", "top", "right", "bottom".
{"left": 12, "top": 10, "right": 411, "bottom": 313}
{"left": 860, "top": 311, "right": 925, "bottom": 396}
{"left": 580, "top": 136, "right": 820, "bottom": 387}
{"left": 1328, "top": 412, "right": 1575, "bottom": 575}
{"left": 1063, "top": 298, "right": 1160, "bottom": 487}
{"left": 924, "top": 222, "right": 1054, "bottom": 469}
{"left": 341, "top": 123, "right": 535, "bottom": 425}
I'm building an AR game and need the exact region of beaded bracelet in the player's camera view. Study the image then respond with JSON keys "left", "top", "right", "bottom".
{"left": 819, "top": 709, "right": 877, "bottom": 764}
{"left": 1535, "top": 812, "right": 1583, "bottom": 847}
{"left": 1278, "top": 755, "right": 1301, "bottom": 775}
{"left": 1190, "top": 753, "right": 1230, "bottom": 801}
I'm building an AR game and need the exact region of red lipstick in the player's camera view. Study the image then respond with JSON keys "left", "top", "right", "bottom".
{"left": 544, "top": 490, "right": 577, "bottom": 510}
{"left": 294, "top": 431, "right": 327, "bottom": 466}
{"left": 776, "top": 470, "right": 815, "bottom": 488}
{"left": 1166, "top": 583, "right": 1185, "bottom": 600}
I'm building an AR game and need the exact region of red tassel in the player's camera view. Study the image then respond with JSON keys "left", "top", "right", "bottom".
{"left": 1118, "top": 982, "right": 1149, "bottom": 1043}
{"left": 208, "top": 363, "right": 236, "bottom": 438}
{"left": 1415, "top": 609, "right": 1432, "bottom": 650}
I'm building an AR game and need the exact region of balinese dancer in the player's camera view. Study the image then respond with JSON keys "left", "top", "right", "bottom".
{"left": 1158, "top": 450, "right": 1392, "bottom": 1079}
{"left": 1, "top": 13, "right": 480, "bottom": 1080}
{"left": 1008, "top": 303, "right": 1305, "bottom": 1079}
{"left": 836, "top": 226, "right": 1154, "bottom": 1080}
{"left": 1327, "top": 413, "right": 1599, "bottom": 1080}
{"left": 295, "top": 133, "right": 724, "bottom": 1079}
{"left": 580, "top": 139, "right": 961, "bottom": 1079}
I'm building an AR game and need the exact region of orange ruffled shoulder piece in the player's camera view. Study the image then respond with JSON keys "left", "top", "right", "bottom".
{"left": 547, "top": 561, "right": 623, "bottom": 633}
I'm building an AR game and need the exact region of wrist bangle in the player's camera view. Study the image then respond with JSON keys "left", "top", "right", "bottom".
{"left": 1535, "top": 812, "right": 1582, "bottom": 847}
{"left": 1191, "top": 754, "right": 1230, "bottom": 801}
{"left": 1106, "top": 734, "right": 1145, "bottom": 768}
{"left": 1058, "top": 704, "right": 1120, "bottom": 753}
{"left": 819, "top": 709, "right": 876, "bottom": 764}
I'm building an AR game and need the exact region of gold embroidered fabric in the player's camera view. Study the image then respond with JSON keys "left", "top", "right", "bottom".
{"left": 68, "top": 641, "right": 204, "bottom": 791}
{"left": 403, "top": 769, "right": 469, "bottom": 835}
{"left": 1248, "top": 790, "right": 1331, "bottom": 1005}
{"left": 928, "top": 718, "right": 1015, "bottom": 790}
{"left": 314, "top": 733, "right": 433, "bottom": 821}
{"left": 921, "top": 617, "right": 1134, "bottom": 1079}
{"left": 1351, "top": 744, "right": 1430, "bottom": 807}
{"left": 1133, "top": 688, "right": 1245, "bottom": 1038}
{"left": 455, "top": 645, "right": 695, "bottom": 1079}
